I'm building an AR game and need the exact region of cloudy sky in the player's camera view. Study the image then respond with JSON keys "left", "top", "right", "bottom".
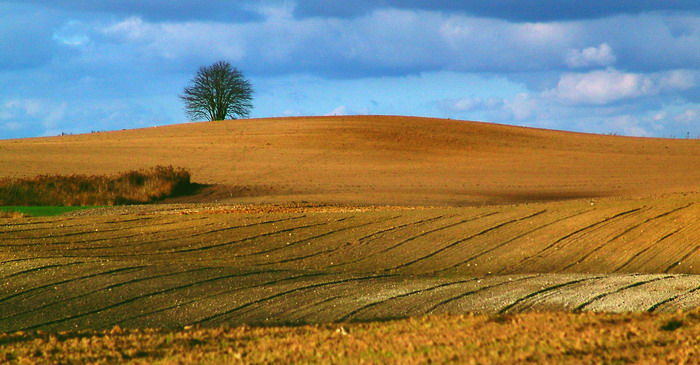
{"left": 1, "top": 1, "right": 699, "bottom": 139}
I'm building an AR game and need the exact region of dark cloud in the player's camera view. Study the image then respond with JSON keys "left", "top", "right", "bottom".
{"left": 3, "top": 0, "right": 263, "bottom": 22}
{"left": 293, "top": 0, "right": 700, "bottom": 21}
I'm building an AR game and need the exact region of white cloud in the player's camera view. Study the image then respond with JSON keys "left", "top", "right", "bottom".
{"left": 675, "top": 109, "right": 700, "bottom": 123}
{"left": 652, "top": 111, "right": 668, "bottom": 121}
{"left": 1, "top": 121, "right": 22, "bottom": 131}
{"left": 52, "top": 8, "right": 698, "bottom": 78}
{"left": 325, "top": 105, "right": 348, "bottom": 116}
{"left": 607, "top": 115, "right": 653, "bottom": 137}
{"left": 565, "top": 43, "right": 615, "bottom": 68}
{"left": 3, "top": 99, "right": 45, "bottom": 117}
{"left": 505, "top": 93, "right": 538, "bottom": 120}
{"left": 546, "top": 70, "right": 651, "bottom": 105}
{"left": 543, "top": 69, "right": 697, "bottom": 105}
{"left": 659, "top": 69, "right": 698, "bottom": 90}
{"left": 53, "top": 20, "right": 91, "bottom": 46}
{"left": 440, "top": 97, "right": 504, "bottom": 112}
{"left": 102, "top": 16, "right": 148, "bottom": 41}
{"left": 98, "top": 16, "right": 247, "bottom": 66}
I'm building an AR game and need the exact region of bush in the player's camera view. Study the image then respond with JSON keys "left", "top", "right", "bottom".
{"left": 0, "top": 166, "right": 192, "bottom": 206}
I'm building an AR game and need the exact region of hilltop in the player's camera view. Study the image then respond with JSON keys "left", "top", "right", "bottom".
{"left": 2, "top": 115, "right": 700, "bottom": 206}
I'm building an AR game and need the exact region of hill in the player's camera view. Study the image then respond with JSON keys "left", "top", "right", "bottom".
{"left": 2, "top": 115, "right": 700, "bottom": 206}
{"left": 4, "top": 116, "right": 700, "bottom": 333}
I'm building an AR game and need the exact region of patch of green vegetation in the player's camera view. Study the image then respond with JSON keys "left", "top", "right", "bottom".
{"left": 0, "top": 206, "right": 100, "bottom": 217}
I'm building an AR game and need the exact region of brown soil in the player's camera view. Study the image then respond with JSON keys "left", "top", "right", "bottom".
{"left": 3, "top": 194, "right": 700, "bottom": 332}
{"left": 2, "top": 116, "right": 700, "bottom": 206}
{"left": 3, "top": 115, "right": 700, "bottom": 342}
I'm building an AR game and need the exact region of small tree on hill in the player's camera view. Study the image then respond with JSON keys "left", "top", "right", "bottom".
{"left": 180, "top": 61, "right": 253, "bottom": 121}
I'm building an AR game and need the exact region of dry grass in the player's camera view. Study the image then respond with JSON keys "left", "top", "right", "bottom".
{"left": 0, "top": 211, "right": 25, "bottom": 218}
{"left": 2, "top": 312, "right": 699, "bottom": 364}
{"left": 0, "top": 166, "right": 192, "bottom": 206}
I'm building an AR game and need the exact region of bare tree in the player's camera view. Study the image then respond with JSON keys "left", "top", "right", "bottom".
{"left": 180, "top": 61, "right": 253, "bottom": 121}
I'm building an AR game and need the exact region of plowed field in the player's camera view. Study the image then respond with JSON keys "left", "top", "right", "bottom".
{"left": 2, "top": 116, "right": 700, "bottom": 206}
{"left": 3, "top": 116, "right": 700, "bottom": 357}
{"left": 3, "top": 193, "right": 700, "bottom": 332}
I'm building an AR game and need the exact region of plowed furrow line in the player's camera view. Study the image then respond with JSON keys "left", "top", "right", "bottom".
{"left": 339, "top": 278, "right": 481, "bottom": 321}
{"left": 113, "top": 272, "right": 323, "bottom": 326}
{"left": 71, "top": 220, "right": 319, "bottom": 258}
{"left": 0, "top": 217, "right": 212, "bottom": 247}
{"left": 427, "top": 275, "right": 540, "bottom": 313}
{"left": 100, "top": 267, "right": 216, "bottom": 291}
{"left": 326, "top": 215, "right": 451, "bottom": 264}
{"left": 64, "top": 223, "right": 219, "bottom": 251}
{"left": 248, "top": 216, "right": 402, "bottom": 264}
{"left": 287, "top": 294, "right": 351, "bottom": 319}
{"left": 388, "top": 210, "right": 546, "bottom": 271}
{"left": 515, "top": 207, "right": 643, "bottom": 268}
{"left": 562, "top": 205, "right": 694, "bottom": 270}
{"left": 331, "top": 213, "right": 499, "bottom": 268}
{"left": 0, "top": 217, "right": 80, "bottom": 228}
{"left": 445, "top": 209, "right": 593, "bottom": 274}
{"left": 0, "top": 218, "right": 98, "bottom": 234}
{"left": 648, "top": 282, "right": 700, "bottom": 312}
{"left": 0, "top": 256, "right": 84, "bottom": 264}
{"left": 258, "top": 247, "right": 337, "bottom": 266}
{"left": 355, "top": 215, "right": 447, "bottom": 244}
{"left": 173, "top": 220, "right": 335, "bottom": 254}
{"left": 3, "top": 267, "right": 221, "bottom": 321}
{"left": 195, "top": 274, "right": 397, "bottom": 325}
{"left": 0, "top": 262, "right": 85, "bottom": 281}
{"left": 665, "top": 246, "right": 700, "bottom": 273}
{"left": 499, "top": 277, "right": 602, "bottom": 314}
{"left": 126, "top": 215, "right": 306, "bottom": 248}
{"left": 0, "top": 266, "right": 147, "bottom": 304}
{"left": 575, "top": 275, "right": 675, "bottom": 311}
{"left": 0, "top": 217, "right": 164, "bottom": 239}
{"left": 18, "top": 270, "right": 274, "bottom": 331}
{"left": 613, "top": 228, "right": 683, "bottom": 272}
{"left": 101, "top": 216, "right": 160, "bottom": 224}
{"left": 609, "top": 203, "right": 693, "bottom": 243}
{"left": 235, "top": 216, "right": 359, "bottom": 257}
{"left": 0, "top": 217, "right": 79, "bottom": 227}
{"left": 8, "top": 227, "right": 126, "bottom": 240}
{"left": 0, "top": 252, "right": 90, "bottom": 264}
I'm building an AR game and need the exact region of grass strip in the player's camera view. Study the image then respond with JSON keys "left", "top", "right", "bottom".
{"left": 0, "top": 206, "right": 100, "bottom": 217}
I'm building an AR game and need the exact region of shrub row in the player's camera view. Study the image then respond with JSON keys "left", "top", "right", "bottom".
{"left": 0, "top": 166, "right": 192, "bottom": 206}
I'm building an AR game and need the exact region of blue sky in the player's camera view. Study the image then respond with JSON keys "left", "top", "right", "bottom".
{"left": 1, "top": 1, "right": 699, "bottom": 139}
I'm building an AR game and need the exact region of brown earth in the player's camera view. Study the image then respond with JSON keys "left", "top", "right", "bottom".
{"left": 3, "top": 194, "right": 700, "bottom": 332}
{"left": 3, "top": 115, "right": 700, "bottom": 335}
{"left": 2, "top": 115, "right": 700, "bottom": 206}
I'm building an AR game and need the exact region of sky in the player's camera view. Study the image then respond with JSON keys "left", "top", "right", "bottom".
{"left": 1, "top": 1, "right": 699, "bottom": 139}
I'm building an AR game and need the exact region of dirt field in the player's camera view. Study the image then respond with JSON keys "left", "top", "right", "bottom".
{"left": 2, "top": 116, "right": 700, "bottom": 206}
{"left": 3, "top": 116, "right": 700, "bottom": 360}
{"left": 3, "top": 194, "right": 700, "bottom": 332}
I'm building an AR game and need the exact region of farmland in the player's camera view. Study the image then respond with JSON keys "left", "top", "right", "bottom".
{"left": 3, "top": 116, "right": 700, "bottom": 361}
{"left": 3, "top": 193, "right": 700, "bottom": 333}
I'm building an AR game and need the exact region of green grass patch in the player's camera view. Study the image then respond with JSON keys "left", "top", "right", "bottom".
{"left": 0, "top": 206, "right": 100, "bottom": 217}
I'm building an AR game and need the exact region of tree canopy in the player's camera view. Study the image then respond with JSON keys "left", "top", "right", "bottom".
{"left": 180, "top": 61, "right": 253, "bottom": 121}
